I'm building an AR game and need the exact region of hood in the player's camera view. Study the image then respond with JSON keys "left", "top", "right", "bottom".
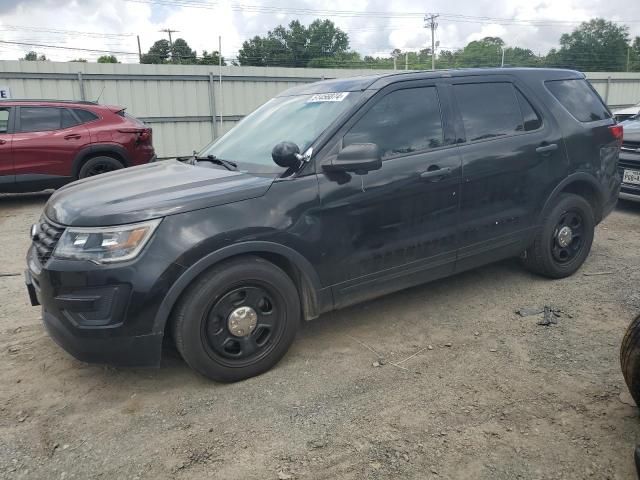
{"left": 46, "top": 160, "right": 275, "bottom": 226}
{"left": 622, "top": 119, "right": 640, "bottom": 142}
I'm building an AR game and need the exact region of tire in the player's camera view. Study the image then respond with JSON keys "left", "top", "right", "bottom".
{"left": 170, "top": 256, "right": 300, "bottom": 382}
{"left": 621, "top": 314, "right": 640, "bottom": 407}
{"left": 521, "top": 193, "right": 595, "bottom": 278}
{"left": 78, "top": 156, "right": 123, "bottom": 179}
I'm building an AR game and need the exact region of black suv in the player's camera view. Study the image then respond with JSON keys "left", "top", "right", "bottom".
{"left": 25, "top": 68, "right": 622, "bottom": 382}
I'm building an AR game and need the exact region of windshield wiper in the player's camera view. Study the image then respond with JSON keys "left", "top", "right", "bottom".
{"left": 181, "top": 154, "right": 237, "bottom": 171}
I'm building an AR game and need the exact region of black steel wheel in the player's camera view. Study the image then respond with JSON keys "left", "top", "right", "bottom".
{"left": 550, "top": 209, "right": 585, "bottom": 264}
{"left": 78, "top": 156, "right": 123, "bottom": 179}
{"left": 202, "top": 284, "right": 285, "bottom": 367}
{"left": 171, "top": 256, "right": 300, "bottom": 382}
{"left": 521, "top": 193, "right": 595, "bottom": 278}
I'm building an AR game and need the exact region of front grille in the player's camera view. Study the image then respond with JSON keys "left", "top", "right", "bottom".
{"left": 621, "top": 140, "right": 640, "bottom": 154}
{"left": 33, "top": 217, "right": 65, "bottom": 265}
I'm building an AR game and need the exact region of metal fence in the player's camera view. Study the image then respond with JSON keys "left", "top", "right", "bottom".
{"left": 1, "top": 60, "right": 639, "bottom": 158}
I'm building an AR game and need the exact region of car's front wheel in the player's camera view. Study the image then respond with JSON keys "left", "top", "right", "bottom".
{"left": 171, "top": 256, "right": 300, "bottom": 382}
{"left": 521, "top": 193, "right": 595, "bottom": 278}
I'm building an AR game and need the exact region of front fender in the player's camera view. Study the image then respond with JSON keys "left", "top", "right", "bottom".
{"left": 151, "top": 241, "right": 326, "bottom": 335}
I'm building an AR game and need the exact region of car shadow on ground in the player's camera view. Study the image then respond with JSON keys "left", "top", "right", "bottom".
{"left": 617, "top": 199, "right": 640, "bottom": 214}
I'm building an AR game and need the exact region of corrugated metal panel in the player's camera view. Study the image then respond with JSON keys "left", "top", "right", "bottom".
{"left": 1, "top": 61, "right": 639, "bottom": 158}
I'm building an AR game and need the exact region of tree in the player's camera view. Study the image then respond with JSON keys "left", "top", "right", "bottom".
{"left": 456, "top": 37, "right": 504, "bottom": 67}
{"left": 629, "top": 37, "right": 640, "bottom": 72}
{"left": 502, "top": 47, "right": 539, "bottom": 67}
{"left": 198, "top": 50, "right": 226, "bottom": 66}
{"left": 69, "top": 58, "right": 88, "bottom": 63}
{"left": 171, "top": 38, "right": 196, "bottom": 64}
{"left": 141, "top": 38, "right": 201, "bottom": 64}
{"left": 22, "top": 51, "right": 47, "bottom": 61}
{"left": 141, "top": 39, "right": 171, "bottom": 64}
{"left": 238, "top": 19, "right": 350, "bottom": 67}
{"left": 97, "top": 55, "right": 119, "bottom": 63}
{"left": 549, "top": 18, "right": 629, "bottom": 71}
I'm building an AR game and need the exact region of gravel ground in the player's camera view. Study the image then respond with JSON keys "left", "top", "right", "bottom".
{"left": 1, "top": 192, "right": 639, "bottom": 480}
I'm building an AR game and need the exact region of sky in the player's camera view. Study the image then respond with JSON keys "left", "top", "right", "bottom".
{"left": 0, "top": 0, "right": 639, "bottom": 63}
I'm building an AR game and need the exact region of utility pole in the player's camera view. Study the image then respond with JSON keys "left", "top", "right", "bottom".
{"left": 627, "top": 47, "right": 631, "bottom": 72}
{"left": 405, "top": 52, "right": 408, "bottom": 70}
{"left": 424, "top": 13, "right": 439, "bottom": 71}
{"left": 393, "top": 54, "right": 397, "bottom": 70}
{"left": 160, "top": 28, "right": 178, "bottom": 62}
{"left": 160, "top": 28, "right": 177, "bottom": 46}
{"left": 136, "top": 35, "right": 142, "bottom": 63}
{"left": 218, "top": 35, "right": 223, "bottom": 130}
{"left": 501, "top": 46, "right": 506, "bottom": 67}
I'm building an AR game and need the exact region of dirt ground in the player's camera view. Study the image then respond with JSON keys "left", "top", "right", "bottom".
{"left": 1, "top": 192, "right": 639, "bottom": 480}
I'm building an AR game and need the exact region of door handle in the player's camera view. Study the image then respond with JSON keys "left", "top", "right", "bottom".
{"left": 536, "top": 143, "right": 558, "bottom": 154}
{"left": 420, "top": 166, "right": 452, "bottom": 181}
{"left": 0, "top": 139, "right": 6, "bottom": 145}
{"left": 64, "top": 134, "right": 81, "bottom": 140}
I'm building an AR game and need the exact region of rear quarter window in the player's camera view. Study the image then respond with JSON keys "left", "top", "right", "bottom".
{"left": 73, "top": 108, "right": 99, "bottom": 123}
{"left": 545, "top": 79, "right": 611, "bottom": 122}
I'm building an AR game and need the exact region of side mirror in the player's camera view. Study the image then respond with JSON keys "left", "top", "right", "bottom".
{"left": 324, "top": 143, "right": 382, "bottom": 174}
{"left": 272, "top": 141, "right": 302, "bottom": 168}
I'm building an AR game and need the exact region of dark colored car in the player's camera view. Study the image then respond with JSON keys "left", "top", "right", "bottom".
{"left": 25, "top": 68, "right": 622, "bottom": 382}
{"left": 0, "top": 100, "right": 155, "bottom": 193}
{"left": 619, "top": 116, "right": 640, "bottom": 202}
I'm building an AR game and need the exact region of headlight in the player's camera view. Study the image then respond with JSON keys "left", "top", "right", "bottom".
{"left": 53, "top": 219, "right": 161, "bottom": 264}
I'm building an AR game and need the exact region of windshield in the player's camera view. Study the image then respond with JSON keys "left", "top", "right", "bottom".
{"left": 200, "top": 92, "right": 361, "bottom": 173}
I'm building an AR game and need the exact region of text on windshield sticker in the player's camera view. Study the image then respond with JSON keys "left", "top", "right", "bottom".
{"left": 307, "top": 92, "right": 349, "bottom": 103}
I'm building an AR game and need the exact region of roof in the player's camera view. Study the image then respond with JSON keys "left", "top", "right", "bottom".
{"left": 277, "top": 67, "right": 584, "bottom": 96}
{"left": 0, "top": 99, "right": 98, "bottom": 105}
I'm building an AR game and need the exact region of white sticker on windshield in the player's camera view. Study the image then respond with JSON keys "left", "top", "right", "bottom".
{"left": 307, "top": 92, "right": 349, "bottom": 103}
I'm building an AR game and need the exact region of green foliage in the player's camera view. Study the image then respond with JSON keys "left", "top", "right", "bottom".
{"left": 22, "top": 51, "right": 47, "bottom": 61}
{"left": 69, "top": 58, "right": 88, "bottom": 63}
{"left": 238, "top": 19, "right": 349, "bottom": 67}
{"left": 198, "top": 50, "right": 226, "bottom": 66}
{"left": 141, "top": 38, "right": 225, "bottom": 65}
{"left": 547, "top": 18, "right": 629, "bottom": 71}
{"left": 629, "top": 37, "right": 640, "bottom": 72}
{"left": 97, "top": 55, "right": 119, "bottom": 63}
{"left": 171, "top": 38, "right": 197, "bottom": 64}
{"left": 456, "top": 37, "right": 504, "bottom": 67}
{"left": 141, "top": 39, "right": 171, "bottom": 64}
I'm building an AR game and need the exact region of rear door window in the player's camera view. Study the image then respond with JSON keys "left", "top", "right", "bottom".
{"left": 545, "top": 79, "right": 611, "bottom": 122}
{"left": 515, "top": 89, "right": 542, "bottom": 131}
{"left": 61, "top": 109, "right": 80, "bottom": 128}
{"left": 344, "top": 86, "right": 444, "bottom": 159}
{"left": 0, "top": 109, "right": 9, "bottom": 133}
{"left": 454, "top": 82, "right": 523, "bottom": 142}
{"left": 19, "top": 107, "right": 64, "bottom": 132}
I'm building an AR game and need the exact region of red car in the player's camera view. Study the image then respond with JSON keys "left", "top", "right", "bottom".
{"left": 0, "top": 100, "right": 155, "bottom": 193}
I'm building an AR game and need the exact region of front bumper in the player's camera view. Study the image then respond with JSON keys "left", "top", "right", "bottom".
{"left": 25, "top": 242, "right": 184, "bottom": 367}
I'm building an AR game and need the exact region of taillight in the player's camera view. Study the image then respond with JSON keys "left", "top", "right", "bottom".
{"left": 609, "top": 124, "right": 623, "bottom": 141}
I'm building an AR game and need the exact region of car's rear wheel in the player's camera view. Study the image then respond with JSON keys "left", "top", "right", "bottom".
{"left": 521, "top": 193, "right": 595, "bottom": 278}
{"left": 78, "top": 156, "right": 123, "bottom": 179}
{"left": 170, "top": 256, "right": 300, "bottom": 382}
{"left": 621, "top": 314, "right": 640, "bottom": 406}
